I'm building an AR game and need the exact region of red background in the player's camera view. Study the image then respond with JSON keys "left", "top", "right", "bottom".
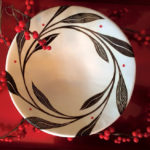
{"left": 0, "top": 0, "right": 150, "bottom": 149}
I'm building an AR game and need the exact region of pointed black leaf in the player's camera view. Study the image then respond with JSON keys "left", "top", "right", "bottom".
{"left": 34, "top": 33, "right": 59, "bottom": 51}
{"left": 76, "top": 116, "right": 99, "bottom": 136}
{"left": 116, "top": 74, "right": 128, "bottom": 114}
{"left": 99, "top": 33, "right": 134, "bottom": 57}
{"left": 6, "top": 71, "right": 19, "bottom": 95}
{"left": 16, "top": 20, "right": 30, "bottom": 54}
{"left": 80, "top": 92, "right": 104, "bottom": 110}
{"left": 26, "top": 117, "right": 65, "bottom": 129}
{"left": 32, "top": 82, "right": 61, "bottom": 114}
{"left": 90, "top": 37, "right": 108, "bottom": 62}
{"left": 62, "top": 13, "right": 103, "bottom": 23}
{"left": 53, "top": 6, "right": 69, "bottom": 19}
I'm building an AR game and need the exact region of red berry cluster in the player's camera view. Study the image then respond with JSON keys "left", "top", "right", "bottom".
{"left": 114, "top": 136, "right": 131, "bottom": 144}
{"left": 0, "top": 120, "right": 30, "bottom": 143}
{"left": 24, "top": 30, "right": 39, "bottom": 40}
{"left": 109, "top": 8, "right": 129, "bottom": 19}
{"left": 133, "top": 30, "right": 150, "bottom": 46}
{"left": 99, "top": 127, "right": 115, "bottom": 141}
{"left": 67, "top": 137, "right": 73, "bottom": 141}
{"left": 113, "top": 127, "right": 150, "bottom": 144}
{"left": 24, "top": 0, "right": 35, "bottom": 17}
{"left": 0, "top": 34, "right": 11, "bottom": 47}
{"left": 124, "top": 29, "right": 150, "bottom": 46}
{"left": 15, "top": 20, "right": 26, "bottom": 33}
{"left": 38, "top": 39, "right": 51, "bottom": 50}
{"left": 0, "top": 71, "right": 6, "bottom": 91}
{"left": 15, "top": 20, "right": 52, "bottom": 51}
{"left": 0, "top": 120, "right": 45, "bottom": 143}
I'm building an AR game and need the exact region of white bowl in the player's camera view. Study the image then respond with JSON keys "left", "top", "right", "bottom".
{"left": 6, "top": 6, "right": 136, "bottom": 137}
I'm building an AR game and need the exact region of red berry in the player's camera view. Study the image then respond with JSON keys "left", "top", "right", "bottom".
{"left": 104, "top": 130, "right": 110, "bottom": 136}
{"left": 24, "top": 11, "right": 29, "bottom": 16}
{"left": 126, "top": 138, "right": 131, "bottom": 142}
{"left": 27, "top": 5, "right": 31, "bottom": 10}
{"left": 145, "top": 36, "right": 150, "bottom": 41}
{"left": 109, "top": 127, "right": 115, "bottom": 133}
{"left": 38, "top": 40, "right": 44, "bottom": 46}
{"left": 4, "top": 138, "right": 9, "bottom": 142}
{"left": 32, "top": 31, "right": 39, "bottom": 39}
{"left": 122, "top": 138, "right": 126, "bottom": 143}
{"left": 8, "top": 139, "right": 12, "bottom": 143}
{"left": 43, "top": 39, "right": 46, "bottom": 44}
{"left": 103, "top": 135, "right": 109, "bottom": 141}
{"left": 147, "top": 118, "right": 150, "bottom": 122}
{"left": 146, "top": 126, "right": 150, "bottom": 133}
{"left": 47, "top": 46, "right": 51, "bottom": 50}
{"left": 0, "top": 38, "right": 4, "bottom": 43}
{"left": 1, "top": 71, "right": 6, "bottom": 77}
{"left": 133, "top": 137, "right": 139, "bottom": 143}
{"left": 117, "top": 136, "right": 122, "bottom": 141}
{"left": 30, "top": 0, "right": 34, "bottom": 5}
{"left": 25, "top": 35, "right": 30, "bottom": 40}
{"left": 137, "top": 133, "right": 143, "bottom": 138}
{"left": 143, "top": 132, "right": 149, "bottom": 138}
{"left": 15, "top": 26, "right": 22, "bottom": 33}
{"left": 2, "top": 83, "right": 6, "bottom": 87}
{"left": 67, "top": 138, "right": 73, "bottom": 141}
{"left": 114, "top": 139, "right": 117, "bottom": 143}
{"left": 140, "top": 30, "right": 146, "bottom": 35}
{"left": 5, "top": 37, "right": 9, "bottom": 41}
{"left": 18, "top": 125, "right": 23, "bottom": 131}
{"left": 0, "top": 77, "right": 6, "bottom": 82}
{"left": 99, "top": 133, "right": 104, "bottom": 139}
{"left": 132, "top": 131, "right": 137, "bottom": 137}
{"left": 25, "top": 1, "right": 29, "bottom": 5}
{"left": 19, "top": 21, "right": 25, "bottom": 28}
{"left": 0, "top": 85, "right": 3, "bottom": 91}
{"left": 144, "top": 41, "right": 149, "bottom": 46}
{"left": 6, "top": 41, "right": 11, "bottom": 46}
{"left": 24, "top": 31, "right": 29, "bottom": 36}
{"left": 42, "top": 45, "right": 47, "bottom": 50}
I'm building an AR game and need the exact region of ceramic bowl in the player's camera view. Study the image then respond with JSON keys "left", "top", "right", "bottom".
{"left": 6, "top": 6, "right": 136, "bottom": 137}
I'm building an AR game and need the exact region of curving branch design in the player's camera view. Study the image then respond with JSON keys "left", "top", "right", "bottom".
{"left": 6, "top": 6, "right": 134, "bottom": 136}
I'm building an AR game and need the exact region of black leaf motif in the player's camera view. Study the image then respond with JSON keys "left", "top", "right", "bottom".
{"left": 116, "top": 74, "right": 128, "bottom": 114}
{"left": 6, "top": 71, "right": 19, "bottom": 95}
{"left": 76, "top": 116, "right": 99, "bottom": 136}
{"left": 53, "top": 6, "right": 69, "bottom": 19}
{"left": 16, "top": 20, "right": 30, "bottom": 54}
{"left": 26, "top": 117, "right": 64, "bottom": 129}
{"left": 90, "top": 37, "right": 109, "bottom": 62}
{"left": 80, "top": 92, "right": 105, "bottom": 110}
{"left": 99, "top": 33, "right": 134, "bottom": 57}
{"left": 32, "top": 82, "right": 61, "bottom": 114}
{"left": 34, "top": 33, "right": 59, "bottom": 51}
{"left": 62, "top": 13, "right": 103, "bottom": 23}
